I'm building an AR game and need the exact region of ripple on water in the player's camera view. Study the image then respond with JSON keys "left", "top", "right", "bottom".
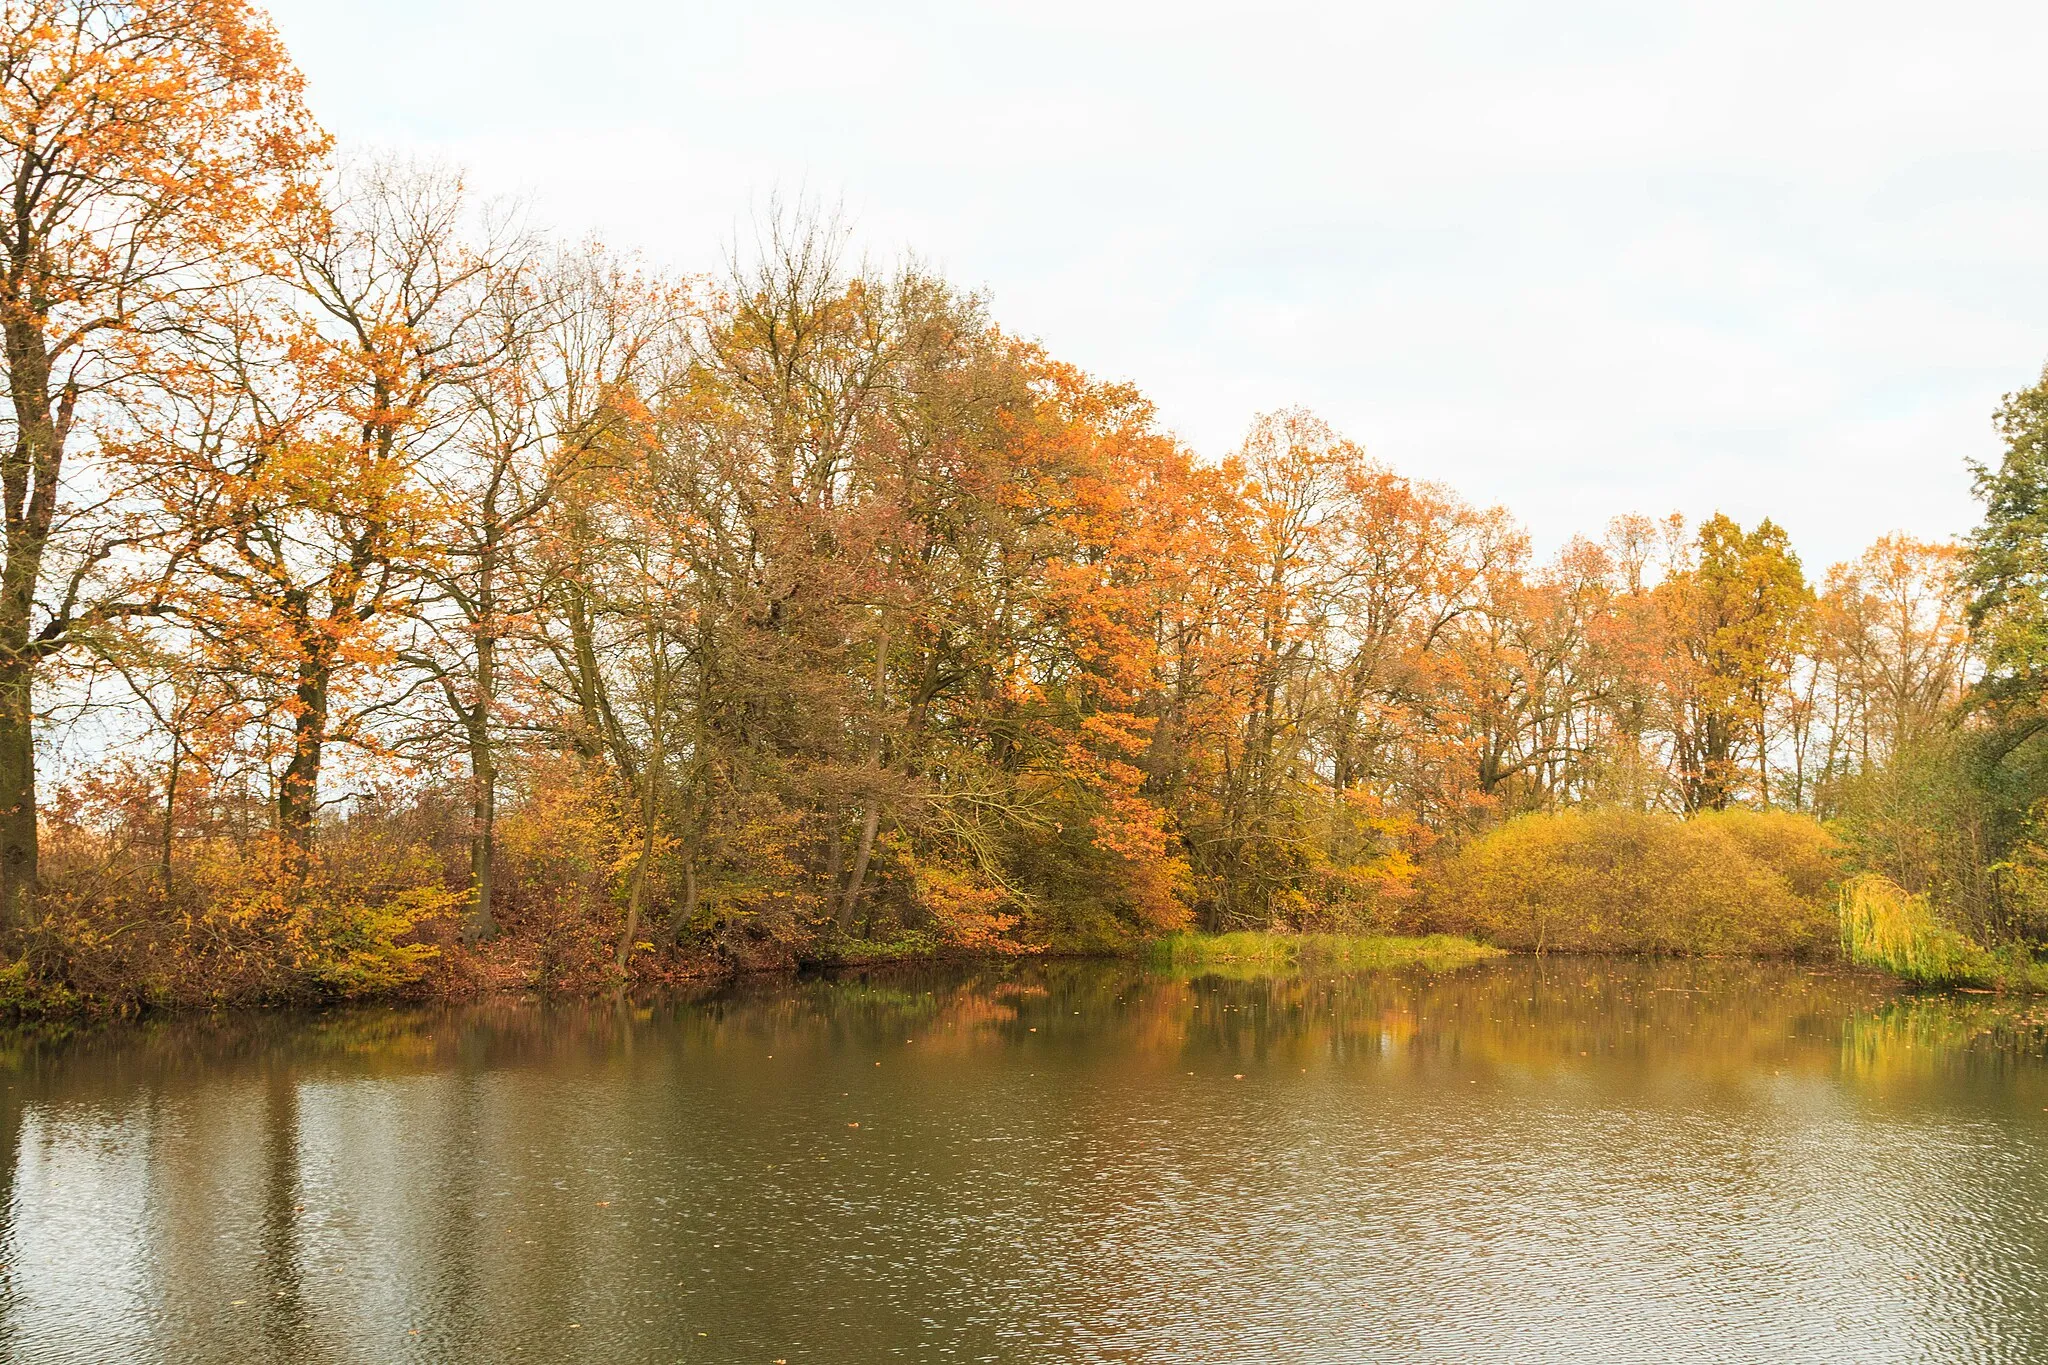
{"left": 0, "top": 958, "right": 2045, "bottom": 1363}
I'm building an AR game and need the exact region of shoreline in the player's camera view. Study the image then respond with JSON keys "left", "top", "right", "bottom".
{"left": 4, "top": 930, "right": 2001, "bottom": 1032}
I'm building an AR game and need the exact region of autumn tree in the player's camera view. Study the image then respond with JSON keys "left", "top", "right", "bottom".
{"left": 1829, "top": 540, "right": 1967, "bottom": 763}
{"left": 137, "top": 163, "right": 509, "bottom": 854}
{"left": 1449, "top": 538, "right": 1619, "bottom": 813}
{"left": 0, "top": 0, "right": 322, "bottom": 920}
{"left": 401, "top": 244, "right": 678, "bottom": 939}
{"left": 1167, "top": 409, "right": 1510, "bottom": 929}
{"left": 1663, "top": 514, "right": 1811, "bottom": 811}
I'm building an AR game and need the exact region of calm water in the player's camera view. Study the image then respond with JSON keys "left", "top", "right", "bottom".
{"left": 3, "top": 958, "right": 2048, "bottom": 1363}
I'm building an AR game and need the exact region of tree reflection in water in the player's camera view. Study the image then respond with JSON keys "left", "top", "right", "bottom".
{"left": 1, "top": 958, "right": 2045, "bottom": 1363}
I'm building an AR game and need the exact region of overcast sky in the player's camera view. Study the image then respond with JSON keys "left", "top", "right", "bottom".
{"left": 263, "top": 0, "right": 2048, "bottom": 573}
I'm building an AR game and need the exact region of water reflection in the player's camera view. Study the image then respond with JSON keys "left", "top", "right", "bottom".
{"left": 2, "top": 958, "right": 2047, "bottom": 1363}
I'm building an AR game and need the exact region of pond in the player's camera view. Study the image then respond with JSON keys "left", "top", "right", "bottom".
{"left": 3, "top": 957, "right": 2048, "bottom": 1363}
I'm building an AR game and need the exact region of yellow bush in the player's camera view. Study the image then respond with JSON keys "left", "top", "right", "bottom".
{"left": 1693, "top": 807, "right": 1842, "bottom": 903}
{"left": 25, "top": 826, "right": 455, "bottom": 1011}
{"left": 183, "top": 833, "right": 453, "bottom": 1000}
{"left": 1419, "top": 806, "right": 1840, "bottom": 956}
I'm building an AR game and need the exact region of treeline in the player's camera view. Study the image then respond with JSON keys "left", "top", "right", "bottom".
{"left": 0, "top": 2, "right": 2033, "bottom": 1008}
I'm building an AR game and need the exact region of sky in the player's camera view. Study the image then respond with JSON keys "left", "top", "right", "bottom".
{"left": 262, "top": 0, "right": 2048, "bottom": 574}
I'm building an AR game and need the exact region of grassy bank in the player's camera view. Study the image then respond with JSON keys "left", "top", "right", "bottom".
{"left": 1143, "top": 932, "right": 1504, "bottom": 975}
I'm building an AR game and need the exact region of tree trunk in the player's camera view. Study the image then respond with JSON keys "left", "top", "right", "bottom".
{"left": 824, "top": 819, "right": 844, "bottom": 917}
{"left": 838, "top": 631, "right": 888, "bottom": 931}
{"left": 161, "top": 734, "right": 181, "bottom": 901}
{"left": 657, "top": 856, "right": 696, "bottom": 949}
{"left": 278, "top": 650, "right": 329, "bottom": 852}
{"left": 617, "top": 632, "right": 666, "bottom": 973}
{"left": 0, "top": 339, "right": 65, "bottom": 928}
{"left": 840, "top": 799, "right": 881, "bottom": 931}
{"left": 466, "top": 721, "right": 496, "bottom": 944}
{"left": 0, "top": 652, "right": 34, "bottom": 926}
{"left": 566, "top": 590, "right": 622, "bottom": 769}
{"left": 617, "top": 811, "right": 656, "bottom": 974}
{"left": 465, "top": 597, "right": 498, "bottom": 942}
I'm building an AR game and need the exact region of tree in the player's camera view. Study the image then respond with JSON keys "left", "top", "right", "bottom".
{"left": 1829, "top": 538, "right": 1968, "bottom": 764}
{"left": 1664, "top": 515, "right": 1810, "bottom": 811}
{"left": 402, "top": 245, "right": 676, "bottom": 940}
{"left": 140, "top": 163, "right": 503, "bottom": 854}
{"left": 1967, "top": 364, "right": 2048, "bottom": 719}
{"left": 0, "top": 0, "right": 322, "bottom": 920}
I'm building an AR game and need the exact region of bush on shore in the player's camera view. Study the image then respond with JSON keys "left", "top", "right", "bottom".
{"left": 27, "top": 826, "right": 464, "bottom": 1014}
{"left": 1414, "top": 806, "right": 1841, "bottom": 957}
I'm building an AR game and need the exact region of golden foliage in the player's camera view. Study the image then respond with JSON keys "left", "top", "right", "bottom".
{"left": 1419, "top": 806, "right": 1841, "bottom": 956}
{"left": 31, "top": 826, "right": 452, "bottom": 1008}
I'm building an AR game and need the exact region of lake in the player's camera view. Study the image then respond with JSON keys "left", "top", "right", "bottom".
{"left": 3, "top": 957, "right": 2047, "bottom": 1363}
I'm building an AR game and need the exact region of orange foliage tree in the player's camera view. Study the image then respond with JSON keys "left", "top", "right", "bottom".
{"left": 0, "top": 0, "right": 323, "bottom": 922}
{"left": 0, "top": 15, "right": 1994, "bottom": 1000}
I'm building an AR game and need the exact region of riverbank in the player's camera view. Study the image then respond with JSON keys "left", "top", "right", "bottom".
{"left": 6, "top": 906, "right": 2040, "bottom": 1025}
{"left": 0, "top": 929, "right": 1510, "bottom": 1022}
{"left": 25, "top": 806, "right": 2045, "bottom": 1022}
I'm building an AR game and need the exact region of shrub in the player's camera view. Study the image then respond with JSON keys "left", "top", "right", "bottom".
{"left": 1694, "top": 807, "right": 1841, "bottom": 903}
{"left": 21, "top": 826, "right": 456, "bottom": 1013}
{"left": 492, "top": 757, "right": 626, "bottom": 988}
{"left": 1416, "top": 806, "right": 1841, "bottom": 956}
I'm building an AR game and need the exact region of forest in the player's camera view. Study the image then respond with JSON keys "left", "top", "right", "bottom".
{"left": 3, "top": 0, "right": 2047, "bottom": 1012}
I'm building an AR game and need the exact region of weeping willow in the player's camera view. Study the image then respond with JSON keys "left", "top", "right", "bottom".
{"left": 1839, "top": 874, "right": 1990, "bottom": 985}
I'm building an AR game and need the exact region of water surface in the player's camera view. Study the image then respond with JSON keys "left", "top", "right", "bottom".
{"left": 4, "top": 957, "right": 2048, "bottom": 1363}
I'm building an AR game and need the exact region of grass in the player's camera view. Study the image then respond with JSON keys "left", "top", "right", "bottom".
{"left": 1143, "top": 931, "right": 1504, "bottom": 975}
{"left": 1839, "top": 874, "right": 2048, "bottom": 992}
